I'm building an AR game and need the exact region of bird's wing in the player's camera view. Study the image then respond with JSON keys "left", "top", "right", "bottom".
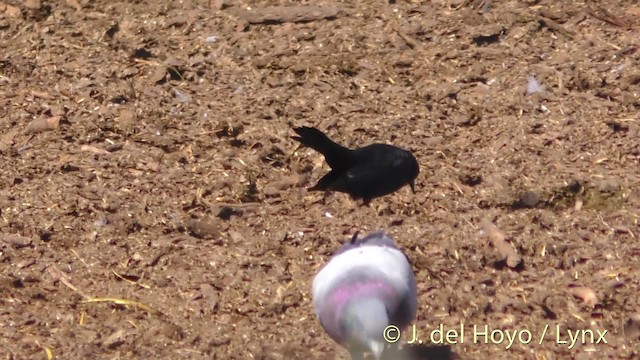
{"left": 335, "top": 163, "right": 392, "bottom": 193}
{"left": 341, "top": 149, "right": 418, "bottom": 197}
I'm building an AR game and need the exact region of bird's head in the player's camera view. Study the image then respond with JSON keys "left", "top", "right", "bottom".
{"left": 343, "top": 298, "right": 389, "bottom": 359}
{"left": 403, "top": 150, "right": 419, "bottom": 194}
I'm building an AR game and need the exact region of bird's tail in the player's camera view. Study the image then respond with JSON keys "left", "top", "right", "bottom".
{"left": 292, "top": 126, "right": 351, "bottom": 169}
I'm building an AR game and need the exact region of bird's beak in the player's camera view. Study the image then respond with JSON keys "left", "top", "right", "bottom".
{"left": 368, "top": 340, "right": 384, "bottom": 360}
{"left": 410, "top": 180, "right": 416, "bottom": 194}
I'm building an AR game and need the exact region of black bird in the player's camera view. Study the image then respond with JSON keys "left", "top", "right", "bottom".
{"left": 292, "top": 126, "right": 419, "bottom": 205}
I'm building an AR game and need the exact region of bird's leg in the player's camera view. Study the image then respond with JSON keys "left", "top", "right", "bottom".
{"left": 321, "top": 190, "right": 334, "bottom": 206}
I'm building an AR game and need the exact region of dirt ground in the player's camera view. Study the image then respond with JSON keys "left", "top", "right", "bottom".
{"left": 1, "top": 0, "right": 639, "bottom": 359}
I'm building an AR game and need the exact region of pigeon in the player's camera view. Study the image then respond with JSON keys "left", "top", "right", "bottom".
{"left": 292, "top": 126, "right": 419, "bottom": 205}
{"left": 312, "top": 231, "right": 417, "bottom": 360}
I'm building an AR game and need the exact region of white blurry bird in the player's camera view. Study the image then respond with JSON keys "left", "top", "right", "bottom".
{"left": 312, "top": 231, "right": 417, "bottom": 359}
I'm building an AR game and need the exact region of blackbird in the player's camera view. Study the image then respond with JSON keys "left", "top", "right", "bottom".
{"left": 292, "top": 126, "right": 419, "bottom": 205}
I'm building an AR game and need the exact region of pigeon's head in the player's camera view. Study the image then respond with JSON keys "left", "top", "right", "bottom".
{"left": 342, "top": 297, "right": 388, "bottom": 359}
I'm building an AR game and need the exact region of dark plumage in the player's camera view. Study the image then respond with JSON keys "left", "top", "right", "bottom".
{"left": 292, "top": 126, "right": 419, "bottom": 205}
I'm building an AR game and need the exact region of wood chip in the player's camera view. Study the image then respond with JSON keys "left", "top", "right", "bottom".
{"left": 396, "top": 30, "right": 420, "bottom": 49}
{"left": 24, "top": 0, "right": 41, "bottom": 10}
{"left": 538, "top": 15, "right": 575, "bottom": 39}
{"left": 186, "top": 218, "right": 221, "bottom": 239}
{"left": 238, "top": 5, "right": 341, "bottom": 24}
{"left": 47, "top": 264, "right": 90, "bottom": 299}
{"left": 66, "top": 0, "right": 82, "bottom": 11}
{"left": 623, "top": 315, "right": 640, "bottom": 339}
{"left": 2, "top": 3, "right": 22, "bottom": 17}
{"left": 568, "top": 285, "right": 598, "bottom": 307}
{"left": 585, "top": 6, "right": 633, "bottom": 29}
{"left": 30, "top": 90, "right": 54, "bottom": 99}
{"left": 149, "top": 66, "right": 167, "bottom": 84}
{"left": 0, "top": 234, "right": 33, "bottom": 248}
{"left": 80, "top": 145, "right": 110, "bottom": 155}
{"left": 200, "top": 283, "right": 219, "bottom": 311}
{"left": 227, "top": 230, "right": 245, "bottom": 244}
{"left": 263, "top": 174, "right": 308, "bottom": 196}
{"left": 25, "top": 116, "right": 61, "bottom": 134}
{"left": 480, "top": 219, "right": 522, "bottom": 268}
{"left": 212, "top": 0, "right": 228, "bottom": 10}
{"left": 102, "top": 329, "right": 127, "bottom": 349}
